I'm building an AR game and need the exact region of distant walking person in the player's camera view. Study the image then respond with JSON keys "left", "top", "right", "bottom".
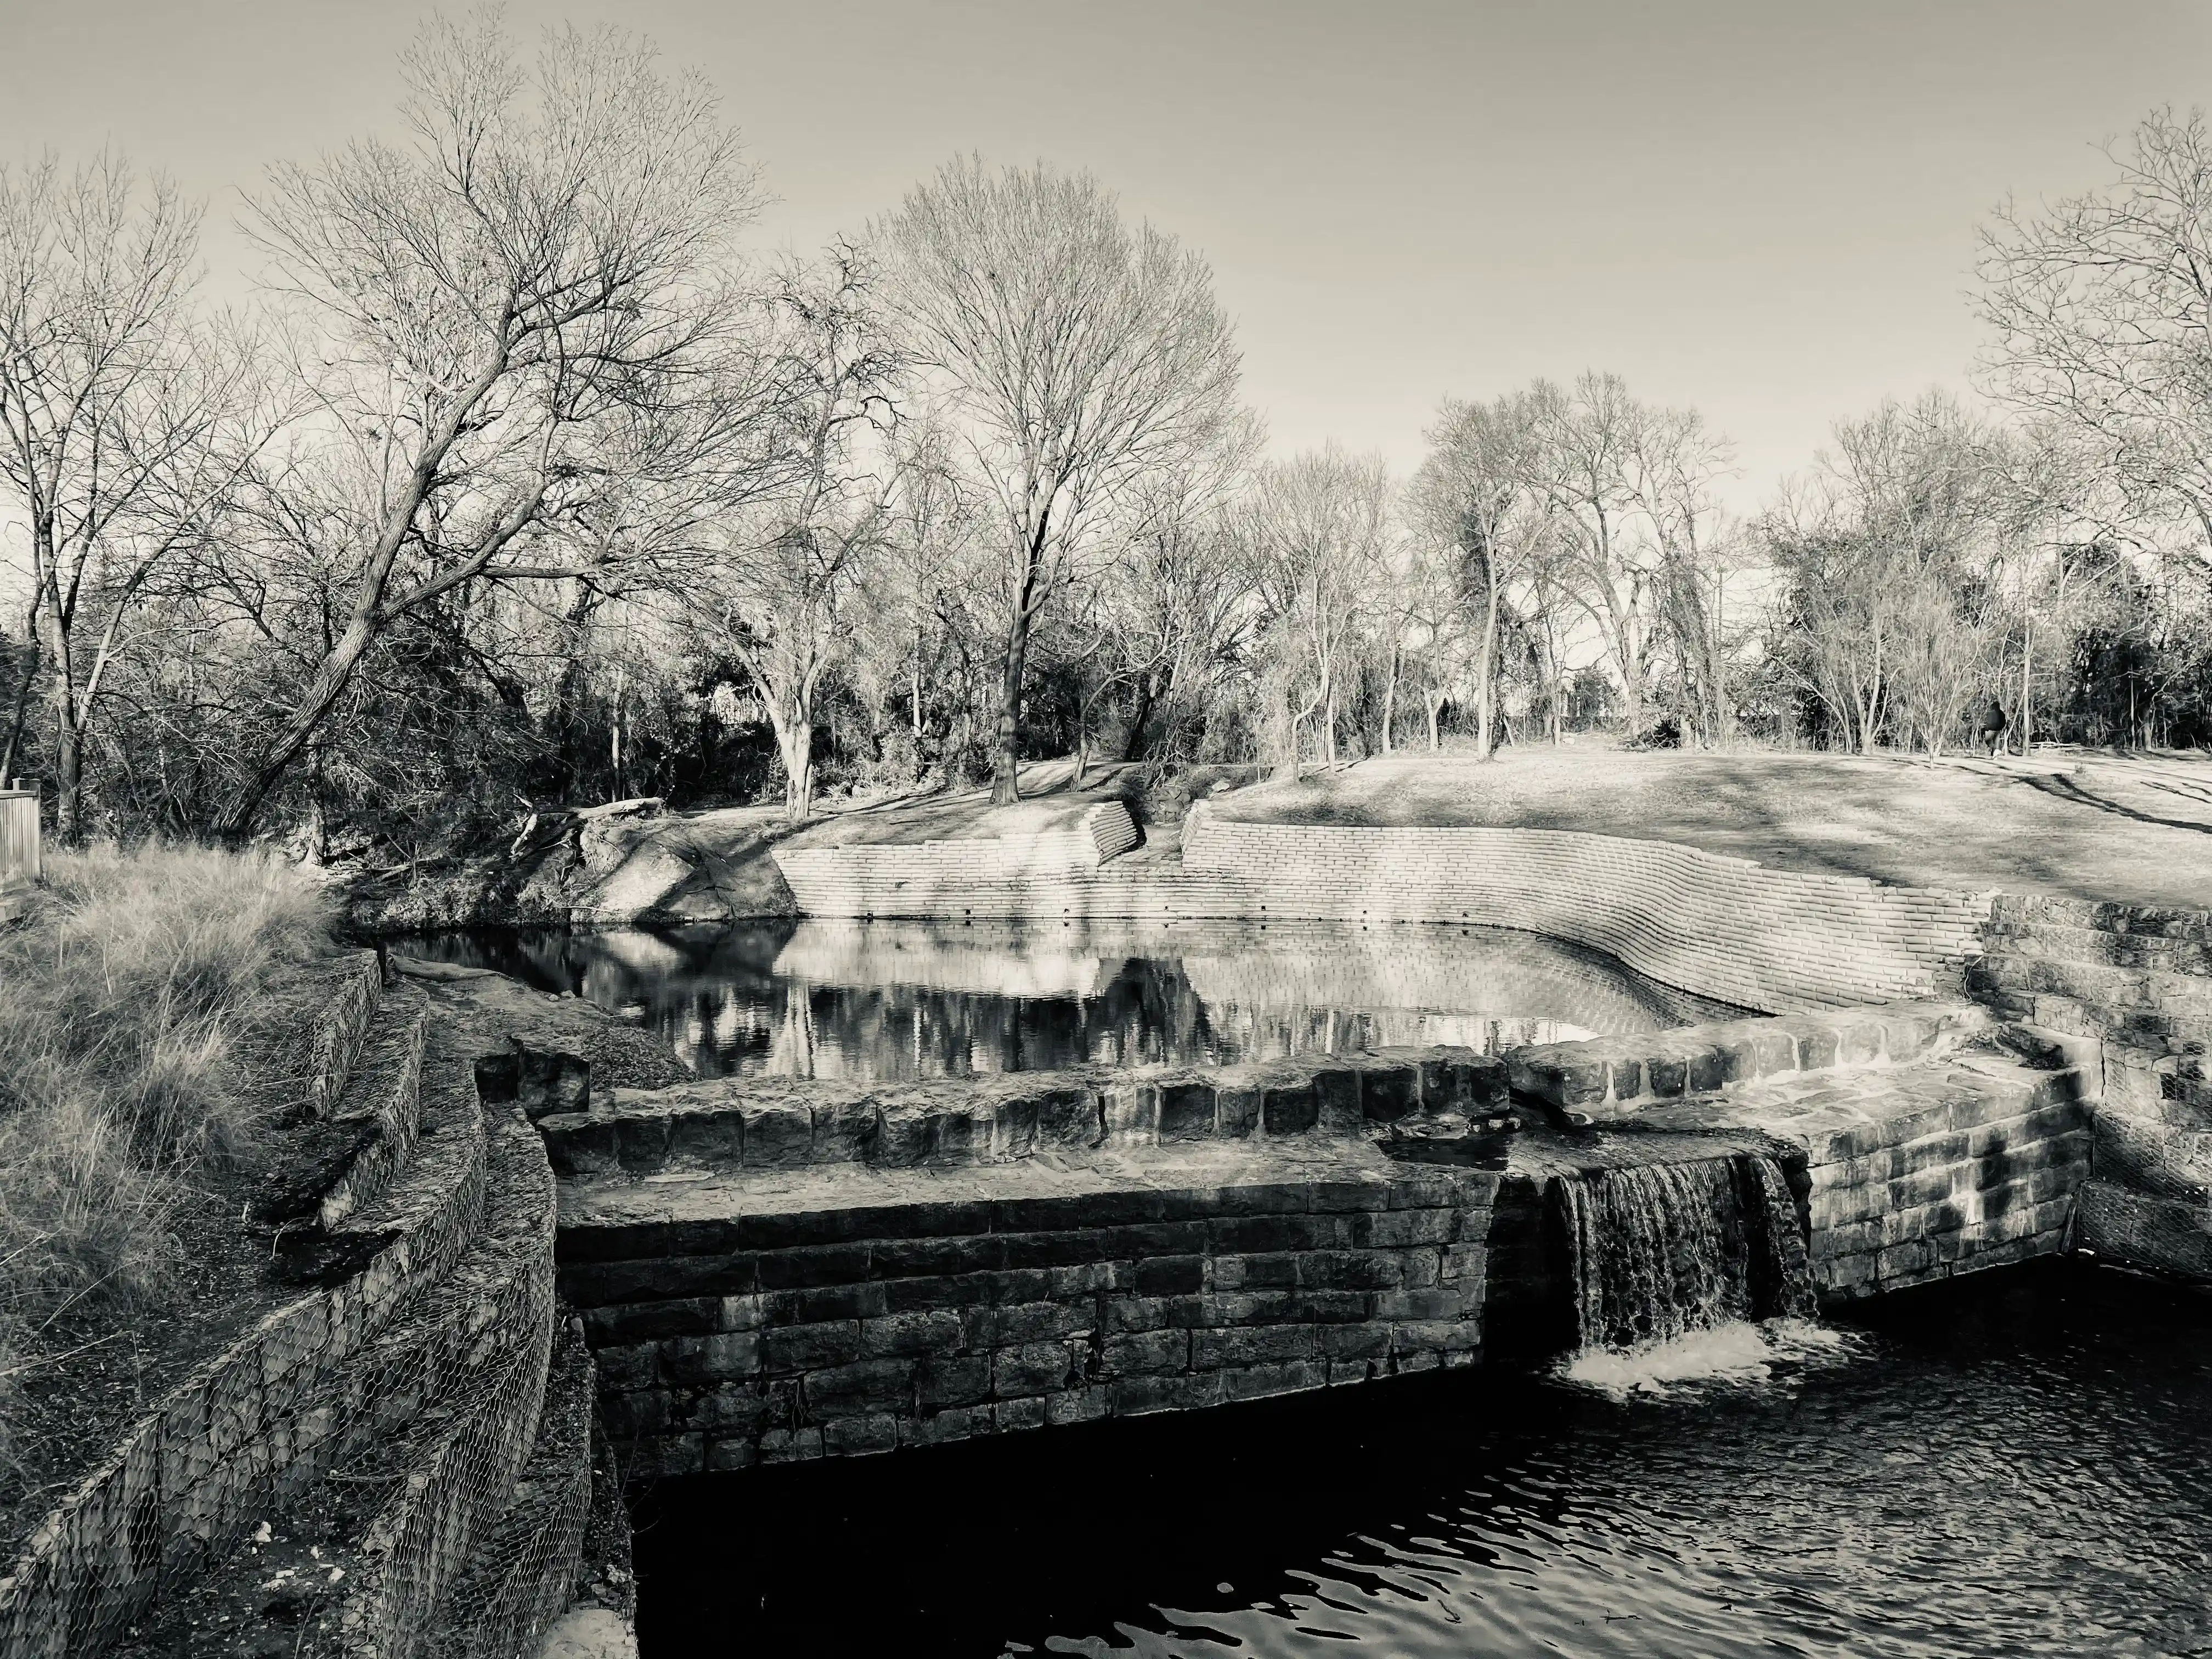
{"left": 1976, "top": 698, "right": 2009, "bottom": 756}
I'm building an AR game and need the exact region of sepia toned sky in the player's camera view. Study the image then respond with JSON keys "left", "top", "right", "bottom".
{"left": 4, "top": 0, "right": 2210, "bottom": 510}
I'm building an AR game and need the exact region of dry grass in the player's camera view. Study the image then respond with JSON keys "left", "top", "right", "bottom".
{"left": 0, "top": 844, "right": 335, "bottom": 1486}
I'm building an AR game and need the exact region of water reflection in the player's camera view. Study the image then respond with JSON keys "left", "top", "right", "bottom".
{"left": 404, "top": 918, "right": 1740, "bottom": 1081}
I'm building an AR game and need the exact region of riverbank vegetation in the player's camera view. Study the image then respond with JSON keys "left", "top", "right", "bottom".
{"left": 0, "top": 846, "right": 331, "bottom": 1510}
{"left": 2, "top": 12, "right": 2211, "bottom": 870}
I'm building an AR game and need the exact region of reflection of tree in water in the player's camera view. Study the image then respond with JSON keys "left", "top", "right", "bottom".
{"left": 402, "top": 919, "right": 1742, "bottom": 1081}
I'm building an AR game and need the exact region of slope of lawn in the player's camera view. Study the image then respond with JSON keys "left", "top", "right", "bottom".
{"left": 1205, "top": 743, "right": 2212, "bottom": 910}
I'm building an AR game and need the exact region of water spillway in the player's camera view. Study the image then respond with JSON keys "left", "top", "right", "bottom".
{"left": 1555, "top": 1152, "right": 1819, "bottom": 1351}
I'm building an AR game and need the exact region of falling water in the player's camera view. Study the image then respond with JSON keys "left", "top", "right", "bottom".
{"left": 1557, "top": 1152, "right": 1819, "bottom": 1352}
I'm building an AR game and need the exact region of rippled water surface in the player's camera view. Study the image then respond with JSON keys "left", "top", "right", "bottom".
{"left": 407, "top": 918, "right": 1739, "bottom": 1081}
{"left": 631, "top": 1263, "right": 2212, "bottom": 1658}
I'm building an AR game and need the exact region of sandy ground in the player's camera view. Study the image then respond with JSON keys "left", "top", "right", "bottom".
{"left": 1204, "top": 744, "right": 2212, "bottom": 910}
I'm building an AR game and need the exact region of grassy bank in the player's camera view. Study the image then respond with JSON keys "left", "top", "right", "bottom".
{"left": 0, "top": 845, "right": 335, "bottom": 1508}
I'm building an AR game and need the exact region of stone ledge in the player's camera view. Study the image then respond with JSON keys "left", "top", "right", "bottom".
{"left": 538, "top": 1049, "right": 1511, "bottom": 1183}
{"left": 1508, "top": 998, "right": 1992, "bottom": 1119}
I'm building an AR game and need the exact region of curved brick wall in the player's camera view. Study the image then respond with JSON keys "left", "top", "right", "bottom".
{"left": 1178, "top": 812, "right": 1993, "bottom": 1013}
{"left": 772, "top": 805, "right": 1991, "bottom": 1016}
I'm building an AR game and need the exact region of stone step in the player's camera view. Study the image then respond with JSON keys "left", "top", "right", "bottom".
{"left": 1970, "top": 951, "right": 2212, "bottom": 1026}
{"left": 1509, "top": 999, "right": 1991, "bottom": 1120}
{"left": 1980, "top": 915, "right": 2212, "bottom": 977}
{"left": 1988, "top": 892, "right": 2212, "bottom": 942}
{"left": 543, "top": 1049, "right": 1511, "bottom": 1182}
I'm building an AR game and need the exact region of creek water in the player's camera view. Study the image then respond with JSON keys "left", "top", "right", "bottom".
{"left": 630, "top": 1261, "right": 2212, "bottom": 1657}
{"left": 403, "top": 917, "right": 1739, "bottom": 1081}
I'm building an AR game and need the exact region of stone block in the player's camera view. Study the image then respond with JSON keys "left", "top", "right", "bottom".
{"left": 742, "top": 1105, "right": 813, "bottom": 1168}
{"left": 1135, "top": 1255, "right": 1204, "bottom": 1295}
{"left": 994, "top": 1342, "right": 1077, "bottom": 1398}
{"left": 1606, "top": 1056, "right": 1645, "bottom": 1102}
{"left": 1211, "top": 1252, "right": 1299, "bottom": 1290}
{"left": 1214, "top": 1084, "right": 1263, "bottom": 1138}
{"left": 882, "top": 1272, "right": 995, "bottom": 1313}
{"left": 1314, "top": 1068, "right": 1364, "bottom": 1135}
{"left": 1221, "top": 1361, "right": 1329, "bottom": 1402}
{"left": 914, "top": 1354, "right": 992, "bottom": 1409}
{"left": 1102, "top": 1082, "right": 1160, "bottom": 1149}
{"left": 1001, "top": 1229, "right": 1108, "bottom": 1269}
{"left": 964, "top": 1300, "right": 1088, "bottom": 1347}
{"left": 1192, "top": 1324, "right": 1319, "bottom": 1368}
{"left": 1158, "top": 1079, "right": 1218, "bottom": 1141}
{"left": 582, "top": 1297, "right": 719, "bottom": 1345}
{"left": 757, "top": 1427, "right": 824, "bottom": 1464}
{"left": 1033, "top": 1085, "right": 1103, "bottom": 1150}
{"left": 1262, "top": 1080, "right": 1320, "bottom": 1136}
{"left": 804, "top": 1359, "right": 913, "bottom": 1419}
{"left": 1197, "top": 1290, "right": 1296, "bottom": 1326}
{"left": 823, "top": 1413, "right": 901, "bottom": 1456}
{"left": 995, "top": 1396, "right": 1049, "bottom": 1432}
{"left": 758, "top": 1242, "right": 873, "bottom": 1289}
{"left": 615, "top": 1114, "right": 671, "bottom": 1174}
{"left": 1047, "top": 1386, "right": 1112, "bottom": 1425}
{"left": 663, "top": 1332, "right": 760, "bottom": 1385}
{"left": 1358, "top": 1063, "right": 1420, "bottom": 1124}
{"left": 901, "top": 1406, "right": 988, "bottom": 1447}
{"left": 1111, "top": 1373, "right": 1224, "bottom": 1417}
{"left": 1391, "top": 1318, "right": 1483, "bottom": 1354}
{"left": 1353, "top": 1209, "right": 1453, "bottom": 1249}
{"left": 760, "top": 1320, "right": 863, "bottom": 1374}
{"left": 661, "top": 1108, "right": 751, "bottom": 1170}
{"left": 1102, "top": 1329, "right": 1189, "bottom": 1375}
{"left": 877, "top": 1232, "right": 1007, "bottom": 1278}
{"left": 809, "top": 1099, "right": 880, "bottom": 1165}
{"left": 860, "top": 1311, "right": 964, "bottom": 1358}
{"left": 1297, "top": 1250, "right": 1402, "bottom": 1290}
{"left": 1290, "top": 1290, "right": 1371, "bottom": 1323}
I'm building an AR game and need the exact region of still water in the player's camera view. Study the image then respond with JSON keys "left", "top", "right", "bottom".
{"left": 405, "top": 918, "right": 1739, "bottom": 1081}
{"left": 631, "top": 1262, "right": 2212, "bottom": 1658}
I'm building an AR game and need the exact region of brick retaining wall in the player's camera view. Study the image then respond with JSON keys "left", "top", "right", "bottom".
{"left": 771, "top": 806, "right": 1992, "bottom": 1015}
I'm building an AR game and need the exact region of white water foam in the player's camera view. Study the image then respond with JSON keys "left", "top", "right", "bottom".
{"left": 1556, "top": 1317, "right": 1860, "bottom": 1400}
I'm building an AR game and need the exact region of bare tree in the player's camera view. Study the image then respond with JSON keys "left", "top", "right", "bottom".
{"left": 697, "top": 244, "right": 902, "bottom": 822}
{"left": 0, "top": 150, "right": 270, "bottom": 838}
{"left": 1621, "top": 403, "right": 1739, "bottom": 744}
{"left": 1980, "top": 106, "right": 2212, "bottom": 566}
{"left": 1410, "top": 391, "right": 1555, "bottom": 757}
{"left": 878, "top": 156, "right": 1240, "bottom": 804}
{"left": 1243, "top": 445, "right": 1393, "bottom": 776}
{"left": 208, "top": 12, "right": 761, "bottom": 836}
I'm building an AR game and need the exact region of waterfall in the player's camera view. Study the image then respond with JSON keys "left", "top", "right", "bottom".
{"left": 1557, "top": 1153, "right": 1818, "bottom": 1351}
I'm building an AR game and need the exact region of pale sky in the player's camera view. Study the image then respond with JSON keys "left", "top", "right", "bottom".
{"left": 4, "top": 0, "right": 2209, "bottom": 511}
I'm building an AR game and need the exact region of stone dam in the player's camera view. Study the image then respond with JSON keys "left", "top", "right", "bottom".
{"left": 7, "top": 809, "right": 2206, "bottom": 1659}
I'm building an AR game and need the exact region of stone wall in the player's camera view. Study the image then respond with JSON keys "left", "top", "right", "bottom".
{"left": 772, "top": 802, "right": 1140, "bottom": 918}
{"left": 1178, "top": 810, "right": 1991, "bottom": 1014}
{"left": 562, "top": 1163, "right": 1501, "bottom": 1480}
{"left": 1973, "top": 894, "right": 2212, "bottom": 1282}
{"left": 0, "top": 955, "right": 603, "bottom": 1659}
{"left": 771, "top": 804, "right": 1991, "bottom": 1015}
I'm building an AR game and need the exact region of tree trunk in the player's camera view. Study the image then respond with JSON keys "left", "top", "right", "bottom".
{"left": 2018, "top": 612, "right": 2033, "bottom": 757}
{"left": 1476, "top": 566, "right": 1500, "bottom": 759}
{"left": 39, "top": 608, "right": 80, "bottom": 842}
{"left": 1380, "top": 641, "right": 1401, "bottom": 757}
{"left": 1, "top": 618, "right": 38, "bottom": 785}
{"left": 1426, "top": 691, "right": 1443, "bottom": 752}
{"left": 992, "top": 610, "right": 1030, "bottom": 806}
{"left": 781, "top": 719, "right": 815, "bottom": 823}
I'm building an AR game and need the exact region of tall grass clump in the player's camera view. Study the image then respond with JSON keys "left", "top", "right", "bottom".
{"left": 0, "top": 844, "right": 334, "bottom": 1490}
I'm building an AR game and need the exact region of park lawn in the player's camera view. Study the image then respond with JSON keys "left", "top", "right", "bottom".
{"left": 1205, "top": 744, "right": 2212, "bottom": 910}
